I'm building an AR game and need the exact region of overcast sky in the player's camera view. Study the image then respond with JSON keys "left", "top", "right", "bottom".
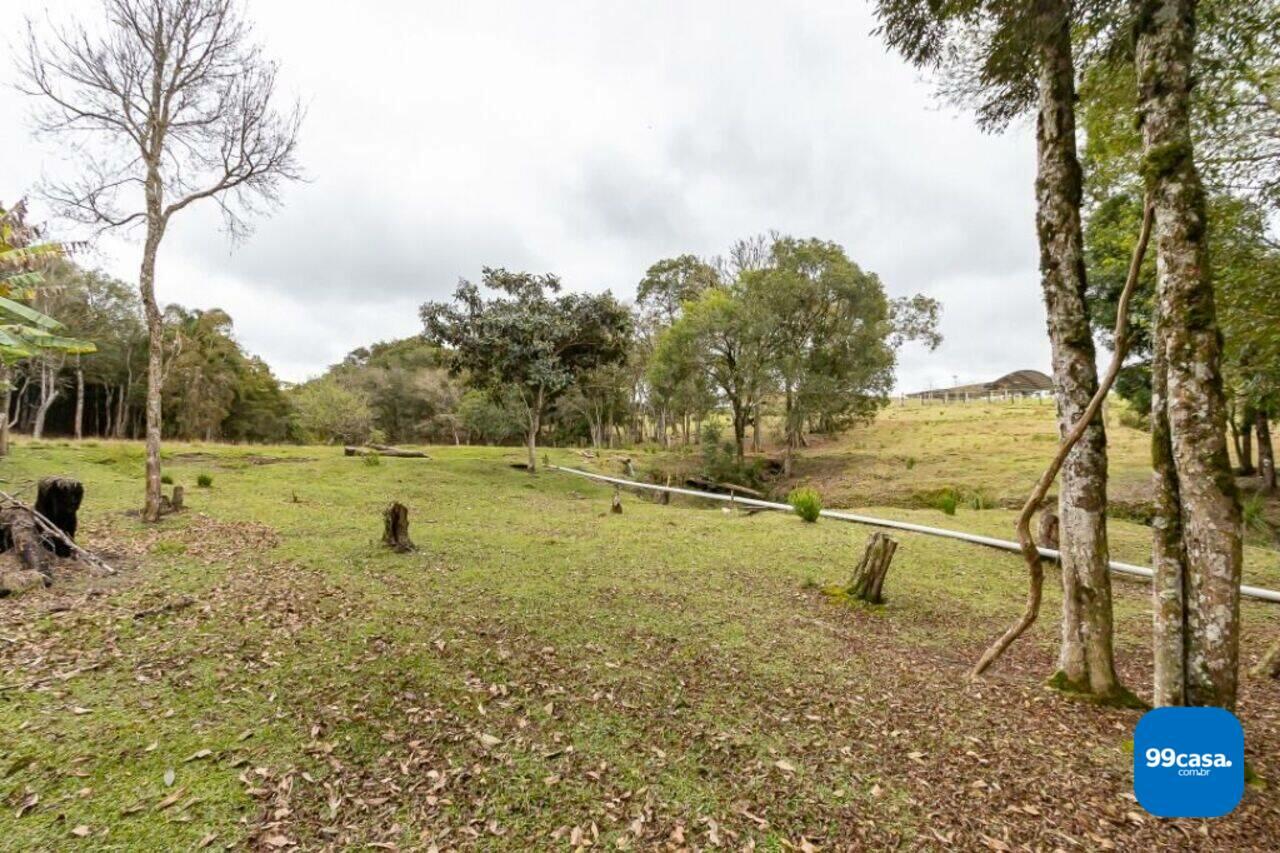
{"left": 1, "top": 0, "right": 1045, "bottom": 390}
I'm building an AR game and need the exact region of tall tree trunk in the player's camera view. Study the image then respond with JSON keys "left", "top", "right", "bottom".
{"left": 1258, "top": 413, "right": 1276, "bottom": 494}
{"left": 140, "top": 214, "right": 167, "bottom": 522}
{"left": 74, "top": 361, "right": 85, "bottom": 440}
{"left": 1137, "top": 0, "right": 1244, "bottom": 710}
{"left": 0, "top": 363, "right": 10, "bottom": 457}
{"left": 1034, "top": 0, "right": 1123, "bottom": 698}
{"left": 115, "top": 381, "right": 128, "bottom": 438}
{"left": 751, "top": 401, "right": 762, "bottom": 453}
{"left": 32, "top": 358, "right": 60, "bottom": 441}
{"left": 732, "top": 401, "right": 747, "bottom": 461}
{"left": 526, "top": 387, "right": 543, "bottom": 473}
{"left": 102, "top": 386, "right": 113, "bottom": 438}
{"left": 1238, "top": 409, "right": 1256, "bottom": 475}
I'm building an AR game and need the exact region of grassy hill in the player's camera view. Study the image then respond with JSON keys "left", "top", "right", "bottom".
{"left": 0, "top": 421, "right": 1278, "bottom": 849}
{"left": 787, "top": 398, "right": 1155, "bottom": 510}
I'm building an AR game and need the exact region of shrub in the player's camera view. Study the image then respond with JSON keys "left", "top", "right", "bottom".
{"left": 932, "top": 489, "right": 958, "bottom": 516}
{"left": 699, "top": 423, "right": 766, "bottom": 491}
{"left": 966, "top": 488, "right": 994, "bottom": 511}
{"left": 789, "top": 488, "right": 822, "bottom": 523}
{"left": 905, "top": 456, "right": 916, "bottom": 470}
{"left": 368, "top": 427, "right": 388, "bottom": 446}
{"left": 361, "top": 452, "right": 381, "bottom": 467}
{"left": 1243, "top": 493, "right": 1270, "bottom": 535}
{"left": 161, "top": 474, "right": 174, "bottom": 485}
{"left": 196, "top": 473, "right": 213, "bottom": 488}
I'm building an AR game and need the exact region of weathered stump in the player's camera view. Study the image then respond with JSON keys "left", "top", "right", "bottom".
{"left": 1254, "top": 639, "right": 1280, "bottom": 680}
{"left": 382, "top": 502, "right": 414, "bottom": 552}
{"left": 611, "top": 486, "right": 623, "bottom": 514}
{"left": 0, "top": 505, "right": 52, "bottom": 584}
{"left": 659, "top": 475, "right": 671, "bottom": 505}
{"left": 623, "top": 457, "right": 636, "bottom": 479}
{"left": 848, "top": 532, "right": 898, "bottom": 604}
{"left": 157, "top": 485, "right": 184, "bottom": 516}
{"left": 35, "top": 476, "right": 83, "bottom": 557}
{"left": 1037, "top": 508, "right": 1060, "bottom": 551}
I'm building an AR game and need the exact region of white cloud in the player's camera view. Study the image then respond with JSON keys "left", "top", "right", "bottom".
{"left": 1, "top": 0, "right": 1049, "bottom": 389}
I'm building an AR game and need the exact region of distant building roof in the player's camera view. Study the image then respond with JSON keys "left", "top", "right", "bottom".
{"left": 906, "top": 369, "right": 1053, "bottom": 398}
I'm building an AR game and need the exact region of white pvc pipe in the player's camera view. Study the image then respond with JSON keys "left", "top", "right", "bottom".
{"left": 550, "top": 465, "right": 1280, "bottom": 605}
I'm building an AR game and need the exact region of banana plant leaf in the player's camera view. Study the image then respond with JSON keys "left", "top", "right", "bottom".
{"left": 0, "top": 270, "right": 43, "bottom": 296}
{"left": 0, "top": 243, "right": 63, "bottom": 268}
{"left": 0, "top": 295, "right": 64, "bottom": 330}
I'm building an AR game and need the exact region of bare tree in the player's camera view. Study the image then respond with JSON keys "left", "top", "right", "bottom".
{"left": 20, "top": 0, "right": 302, "bottom": 520}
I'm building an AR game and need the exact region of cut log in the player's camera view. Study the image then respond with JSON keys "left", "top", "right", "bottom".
{"left": 0, "top": 504, "right": 52, "bottom": 582}
{"left": 1036, "top": 508, "right": 1059, "bottom": 552}
{"left": 0, "top": 490, "right": 115, "bottom": 577}
{"left": 611, "top": 486, "right": 623, "bottom": 514}
{"left": 36, "top": 477, "right": 83, "bottom": 558}
{"left": 848, "top": 532, "right": 898, "bottom": 604}
{"left": 683, "top": 476, "right": 764, "bottom": 499}
{"left": 382, "top": 502, "right": 414, "bottom": 552}
{"left": 345, "top": 445, "right": 429, "bottom": 458}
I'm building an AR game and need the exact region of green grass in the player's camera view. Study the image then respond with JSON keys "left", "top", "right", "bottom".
{"left": 792, "top": 398, "right": 1155, "bottom": 509}
{"left": 0, "top": 433, "right": 1277, "bottom": 849}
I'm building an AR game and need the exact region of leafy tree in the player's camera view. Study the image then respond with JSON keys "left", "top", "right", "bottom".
{"left": 636, "top": 254, "right": 719, "bottom": 325}
{"left": 664, "top": 285, "right": 773, "bottom": 461}
{"left": 291, "top": 377, "right": 374, "bottom": 445}
{"left": 330, "top": 338, "right": 456, "bottom": 443}
{"left": 162, "top": 308, "right": 243, "bottom": 440}
{"left": 455, "top": 388, "right": 526, "bottom": 446}
{"left": 646, "top": 323, "right": 716, "bottom": 447}
{"left": 745, "top": 237, "right": 940, "bottom": 474}
{"left": 421, "top": 269, "right": 632, "bottom": 472}
{"left": 224, "top": 356, "right": 294, "bottom": 443}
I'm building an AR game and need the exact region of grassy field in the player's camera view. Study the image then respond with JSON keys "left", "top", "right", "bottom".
{"left": 787, "top": 398, "right": 1156, "bottom": 510}
{"left": 1, "top": 418, "right": 1278, "bottom": 850}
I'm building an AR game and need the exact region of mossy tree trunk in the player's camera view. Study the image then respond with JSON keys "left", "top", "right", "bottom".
{"left": 1137, "top": 0, "right": 1244, "bottom": 710}
{"left": 1033, "top": 0, "right": 1123, "bottom": 699}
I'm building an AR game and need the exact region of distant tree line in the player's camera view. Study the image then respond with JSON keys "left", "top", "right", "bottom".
{"left": 3, "top": 259, "right": 292, "bottom": 444}
{"left": 283, "top": 234, "right": 942, "bottom": 471}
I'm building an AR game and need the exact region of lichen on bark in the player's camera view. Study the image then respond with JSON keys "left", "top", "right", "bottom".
{"left": 1135, "top": 0, "right": 1244, "bottom": 710}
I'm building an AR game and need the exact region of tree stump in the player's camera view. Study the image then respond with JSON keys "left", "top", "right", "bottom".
{"left": 382, "top": 502, "right": 414, "bottom": 552}
{"left": 1254, "top": 639, "right": 1280, "bottom": 680}
{"left": 659, "top": 474, "right": 671, "bottom": 505}
{"left": 35, "top": 477, "right": 83, "bottom": 558}
{"left": 1037, "top": 508, "right": 1060, "bottom": 551}
{"left": 156, "top": 485, "right": 184, "bottom": 516}
{"left": 0, "top": 504, "right": 52, "bottom": 583}
{"left": 611, "top": 486, "right": 623, "bottom": 514}
{"left": 623, "top": 458, "right": 636, "bottom": 479}
{"left": 848, "top": 532, "right": 898, "bottom": 604}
